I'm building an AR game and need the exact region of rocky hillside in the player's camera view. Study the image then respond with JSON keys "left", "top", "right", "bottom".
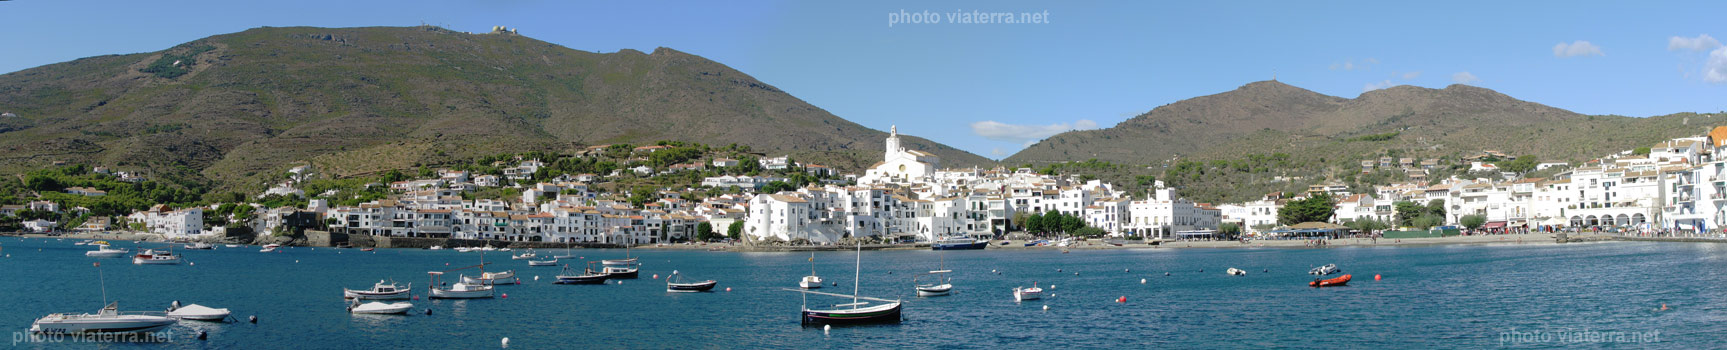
{"left": 0, "top": 26, "right": 989, "bottom": 191}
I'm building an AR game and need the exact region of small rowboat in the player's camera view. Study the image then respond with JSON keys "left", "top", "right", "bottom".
{"left": 1226, "top": 268, "right": 1246, "bottom": 276}
{"left": 528, "top": 259, "right": 558, "bottom": 266}
{"left": 665, "top": 272, "right": 717, "bottom": 292}
{"left": 1310, "top": 274, "right": 1352, "bottom": 287}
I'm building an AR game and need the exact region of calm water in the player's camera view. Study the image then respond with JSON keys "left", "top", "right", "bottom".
{"left": 0, "top": 237, "right": 1719, "bottom": 349}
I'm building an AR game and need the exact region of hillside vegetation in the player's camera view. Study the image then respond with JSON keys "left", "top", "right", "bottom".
{"left": 0, "top": 26, "right": 988, "bottom": 194}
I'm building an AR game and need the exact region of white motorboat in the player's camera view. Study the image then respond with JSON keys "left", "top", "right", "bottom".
{"left": 166, "top": 302, "right": 231, "bottom": 321}
{"left": 1014, "top": 282, "right": 1043, "bottom": 302}
{"left": 224, "top": 244, "right": 242, "bottom": 248}
{"left": 799, "top": 275, "right": 824, "bottom": 289}
{"left": 528, "top": 259, "right": 557, "bottom": 266}
{"left": 85, "top": 245, "right": 130, "bottom": 258}
{"left": 132, "top": 249, "right": 181, "bottom": 265}
{"left": 430, "top": 280, "right": 495, "bottom": 299}
{"left": 511, "top": 251, "right": 536, "bottom": 260}
{"left": 454, "top": 247, "right": 474, "bottom": 253}
{"left": 348, "top": 300, "right": 413, "bottom": 315}
{"left": 916, "top": 281, "right": 952, "bottom": 297}
{"left": 30, "top": 302, "right": 176, "bottom": 334}
{"left": 184, "top": 242, "right": 214, "bottom": 250}
{"left": 344, "top": 280, "right": 413, "bottom": 300}
{"left": 460, "top": 270, "right": 518, "bottom": 285}
{"left": 1227, "top": 268, "right": 1247, "bottom": 276}
{"left": 428, "top": 245, "right": 444, "bottom": 250}
{"left": 1309, "top": 264, "right": 1341, "bottom": 276}
{"left": 261, "top": 244, "right": 281, "bottom": 253}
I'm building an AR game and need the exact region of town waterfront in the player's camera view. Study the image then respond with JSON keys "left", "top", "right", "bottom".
{"left": 2, "top": 237, "right": 1711, "bottom": 349}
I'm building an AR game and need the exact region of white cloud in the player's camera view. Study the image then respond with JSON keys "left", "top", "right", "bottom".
{"left": 990, "top": 148, "right": 1009, "bottom": 158}
{"left": 1329, "top": 58, "right": 1378, "bottom": 71}
{"left": 1553, "top": 40, "right": 1604, "bottom": 58}
{"left": 1452, "top": 71, "right": 1481, "bottom": 84}
{"left": 1363, "top": 80, "right": 1394, "bottom": 92}
{"left": 970, "top": 119, "right": 1100, "bottom": 146}
{"left": 1669, "top": 34, "right": 1722, "bottom": 52}
{"left": 1401, "top": 71, "right": 1422, "bottom": 80}
{"left": 1707, "top": 47, "right": 1727, "bottom": 83}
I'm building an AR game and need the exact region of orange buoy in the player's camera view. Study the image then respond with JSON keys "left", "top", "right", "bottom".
{"left": 501, "top": 293, "right": 508, "bottom": 299}
{"left": 1374, "top": 274, "right": 1381, "bottom": 281}
{"left": 1116, "top": 296, "right": 1126, "bottom": 303}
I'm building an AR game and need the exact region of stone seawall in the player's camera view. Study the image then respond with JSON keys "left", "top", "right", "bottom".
{"left": 305, "top": 234, "right": 624, "bottom": 249}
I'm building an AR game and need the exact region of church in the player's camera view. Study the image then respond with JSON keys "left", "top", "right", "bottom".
{"left": 858, "top": 125, "right": 940, "bottom": 185}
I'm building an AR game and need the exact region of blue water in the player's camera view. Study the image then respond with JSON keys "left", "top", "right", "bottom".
{"left": 0, "top": 237, "right": 1717, "bottom": 349}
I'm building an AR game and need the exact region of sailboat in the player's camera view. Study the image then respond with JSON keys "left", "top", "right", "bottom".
{"left": 913, "top": 251, "right": 953, "bottom": 297}
{"left": 552, "top": 239, "right": 578, "bottom": 259}
{"left": 599, "top": 241, "right": 639, "bottom": 279}
{"left": 799, "top": 251, "right": 823, "bottom": 289}
{"left": 785, "top": 242, "right": 902, "bottom": 326}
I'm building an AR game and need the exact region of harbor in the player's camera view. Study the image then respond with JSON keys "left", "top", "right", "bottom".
{"left": 1, "top": 236, "right": 1700, "bottom": 348}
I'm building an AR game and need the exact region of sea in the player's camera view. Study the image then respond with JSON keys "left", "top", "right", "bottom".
{"left": 0, "top": 237, "right": 1715, "bottom": 349}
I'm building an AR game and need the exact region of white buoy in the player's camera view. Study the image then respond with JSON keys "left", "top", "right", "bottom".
{"left": 1050, "top": 285, "right": 1056, "bottom": 290}
{"left": 1042, "top": 305, "right": 1049, "bottom": 311}
{"left": 295, "top": 260, "right": 300, "bottom": 263}
{"left": 823, "top": 324, "right": 830, "bottom": 334}
{"left": 502, "top": 337, "right": 509, "bottom": 348}
{"left": 533, "top": 276, "right": 540, "bottom": 281}
{"left": 189, "top": 262, "right": 195, "bottom": 266}
{"left": 1140, "top": 278, "right": 1147, "bottom": 284}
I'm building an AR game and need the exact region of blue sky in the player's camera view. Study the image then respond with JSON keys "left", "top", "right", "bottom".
{"left": 3, "top": 1, "right": 1725, "bottom": 159}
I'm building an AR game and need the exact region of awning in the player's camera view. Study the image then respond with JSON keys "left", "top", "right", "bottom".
{"left": 1484, "top": 221, "right": 1506, "bottom": 229}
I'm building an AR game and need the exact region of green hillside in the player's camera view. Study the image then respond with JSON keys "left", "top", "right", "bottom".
{"left": 0, "top": 26, "right": 989, "bottom": 193}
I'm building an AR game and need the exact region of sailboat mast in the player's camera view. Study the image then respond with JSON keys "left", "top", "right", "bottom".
{"left": 853, "top": 241, "right": 861, "bottom": 307}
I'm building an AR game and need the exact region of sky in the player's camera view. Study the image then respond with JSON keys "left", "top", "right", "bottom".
{"left": 3, "top": 1, "right": 1726, "bottom": 159}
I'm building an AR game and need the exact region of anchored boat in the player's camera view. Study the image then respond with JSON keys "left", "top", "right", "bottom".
{"left": 786, "top": 242, "right": 902, "bottom": 326}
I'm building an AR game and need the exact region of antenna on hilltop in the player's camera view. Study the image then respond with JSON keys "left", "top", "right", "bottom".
{"left": 1272, "top": 69, "right": 1277, "bottom": 82}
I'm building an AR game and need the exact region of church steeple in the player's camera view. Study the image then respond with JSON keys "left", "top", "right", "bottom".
{"left": 885, "top": 125, "right": 901, "bottom": 158}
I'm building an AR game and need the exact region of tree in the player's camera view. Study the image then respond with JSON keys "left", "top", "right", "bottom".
{"left": 1277, "top": 193, "right": 1336, "bottom": 225}
{"left": 1072, "top": 227, "right": 1106, "bottom": 237}
{"left": 695, "top": 222, "right": 715, "bottom": 242}
{"left": 381, "top": 169, "right": 407, "bottom": 183}
{"left": 1411, "top": 215, "right": 1443, "bottom": 230}
{"left": 1460, "top": 214, "right": 1487, "bottom": 231}
{"left": 1219, "top": 222, "right": 1242, "bottom": 238}
{"left": 1061, "top": 214, "right": 1083, "bottom": 234}
{"left": 759, "top": 181, "right": 795, "bottom": 194}
{"left": 1344, "top": 218, "right": 1388, "bottom": 234}
{"left": 726, "top": 221, "right": 744, "bottom": 241}
{"left": 1025, "top": 212, "right": 1044, "bottom": 234}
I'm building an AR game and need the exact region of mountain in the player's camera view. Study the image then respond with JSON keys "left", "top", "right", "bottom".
{"left": 1008, "top": 80, "right": 1706, "bottom": 166}
{"left": 0, "top": 26, "right": 989, "bottom": 191}
{"left": 1004, "top": 80, "right": 1714, "bottom": 203}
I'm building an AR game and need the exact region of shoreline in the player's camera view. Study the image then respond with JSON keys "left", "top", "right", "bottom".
{"left": 8, "top": 232, "right": 1711, "bottom": 252}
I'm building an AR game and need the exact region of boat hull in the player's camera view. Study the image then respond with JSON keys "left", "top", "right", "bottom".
{"left": 799, "top": 278, "right": 823, "bottom": 289}
{"left": 528, "top": 260, "right": 557, "bottom": 266}
{"left": 554, "top": 275, "right": 610, "bottom": 285}
{"left": 602, "top": 267, "right": 639, "bottom": 279}
{"left": 666, "top": 280, "right": 717, "bottom": 292}
{"left": 344, "top": 289, "right": 412, "bottom": 300}
{"left": 1014, "top": 289, "right": 1042, "bottom": 301}
{"left": 916, "top": 284, "right": 952, "bottom": 297}
{"left": 1310, "top": 274, "right": 1352, "bottom": 287}
{"left": 30, "top": 316, "right": 176, "bottom": 335}
{"left": 429, "top": 289, "right": 494, "bottom": 299}
{"left": 350, "top": 302, "right": 413, "bottom": 315}
{"left": 86, "top": 250, "right": 128, "bottom": 258}
{"left": 132, "top": 257, "right": 180, "bottom": 265}
{"left": 801, "top": 303, "right": 902, "bottom": 326}
{"left": 931, "top": 241, "right": 989, "bottom": 250}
